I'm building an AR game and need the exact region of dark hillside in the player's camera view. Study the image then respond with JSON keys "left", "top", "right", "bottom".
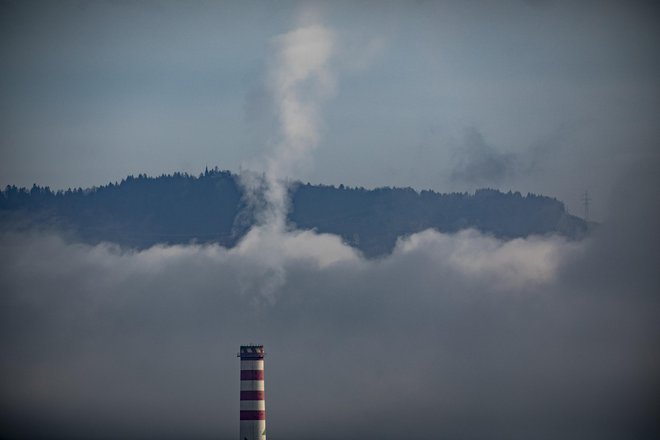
{"left": 1, "top": 169, "right": 588, "bottom": 257}
{"left": 290, "top": 185, "right": 587, "bottom": 255}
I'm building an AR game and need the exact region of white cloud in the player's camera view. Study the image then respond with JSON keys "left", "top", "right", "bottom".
{"left": 395, "top": 229, "right": 579, "bottom": 290}
{"left": 0, "top": 222, "right": 657, "bottom": 438}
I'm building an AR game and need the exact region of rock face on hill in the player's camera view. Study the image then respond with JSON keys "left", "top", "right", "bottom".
{"left": 0, "top": 169, "right": 588, "bottom": 257}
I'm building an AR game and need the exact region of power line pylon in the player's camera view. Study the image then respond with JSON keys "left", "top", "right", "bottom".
{"left": 582, "top": 190, "right": 591, "bottom": 222}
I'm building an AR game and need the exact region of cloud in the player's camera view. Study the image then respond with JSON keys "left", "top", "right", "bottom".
{"left": 451, "top": 126, "right": 571, "bottom": 186}
{"left": 396, "top": 228, "right": 577, "bottom": 290}
{"left": 451, "top": 127, "right": 517, "bottom": 185}
{"left": 1, "top": 197, "right": 658, "bottom": 439}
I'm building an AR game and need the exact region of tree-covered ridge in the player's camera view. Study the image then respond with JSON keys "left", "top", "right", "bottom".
{"left": 0, "top": 168, "right": 588, "bottom": 257}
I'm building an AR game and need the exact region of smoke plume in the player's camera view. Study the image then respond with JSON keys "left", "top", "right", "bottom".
{"left": 235, "top": 11, "right": 337, "bottom": 301}
{"left": 242, "top": 12, "right": 336, "bottom": 230}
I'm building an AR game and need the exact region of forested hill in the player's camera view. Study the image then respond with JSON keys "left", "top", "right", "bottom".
{"left": 0, "top": 169, "right": 588, "bottom": 257}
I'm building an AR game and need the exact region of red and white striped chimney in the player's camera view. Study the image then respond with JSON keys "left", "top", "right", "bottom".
{"left": 239, "top": 345, "right": 266, "bottom": 440}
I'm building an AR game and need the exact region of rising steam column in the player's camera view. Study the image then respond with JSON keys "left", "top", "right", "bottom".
{"left": 239, "top": 345, "right": 266, "bottom": 440}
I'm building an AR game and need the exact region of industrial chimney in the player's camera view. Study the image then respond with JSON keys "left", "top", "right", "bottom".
{"left": 238, "top": 345, "right": 266, "bottom": 440}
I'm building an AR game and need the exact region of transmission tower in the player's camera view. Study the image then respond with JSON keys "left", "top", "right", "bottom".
{"left": 581, "top": 190, "right": 591, "bottom": 222}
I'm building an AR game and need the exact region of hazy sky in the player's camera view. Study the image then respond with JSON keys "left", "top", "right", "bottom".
{"left": 1, "top": 2, "right": 660, "bottom": 439}
{"left": 1, "top": 0, "right": 659, "bottom": 220}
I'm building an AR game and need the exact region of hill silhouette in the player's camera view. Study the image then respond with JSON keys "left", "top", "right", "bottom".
{"left": 0, "top": 168, "right": 588, "bottom": 257}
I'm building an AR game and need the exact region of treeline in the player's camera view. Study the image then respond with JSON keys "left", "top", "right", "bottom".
{"left": 0, "top": 168, "right": 588, "bottom": 256}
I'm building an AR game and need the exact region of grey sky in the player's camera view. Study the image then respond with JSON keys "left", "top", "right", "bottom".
{"left": 1, "top": 1, "right": 659, "bottom": 220}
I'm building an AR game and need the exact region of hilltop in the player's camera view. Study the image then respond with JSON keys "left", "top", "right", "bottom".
{"left": 0, "top": 168, "right": 588, "bottom": 257}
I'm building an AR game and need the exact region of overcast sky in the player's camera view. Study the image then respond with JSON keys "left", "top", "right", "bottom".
{"left": 1, "top": 0, "right": 659, "bottom": 220}
{"left": 1, "top": 2, "right": 660, "bottom": 439}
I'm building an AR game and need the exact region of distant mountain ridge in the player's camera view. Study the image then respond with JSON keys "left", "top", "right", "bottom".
{"left": 0, "top": 168, "right": 588, "bottom": 257}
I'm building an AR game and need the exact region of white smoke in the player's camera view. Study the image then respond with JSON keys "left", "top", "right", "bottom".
{"left": 235, "top": 11, "right": 338, "bottom": 300}
{"left": 242, "top": 13, "right": 336, "bottom": 229}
